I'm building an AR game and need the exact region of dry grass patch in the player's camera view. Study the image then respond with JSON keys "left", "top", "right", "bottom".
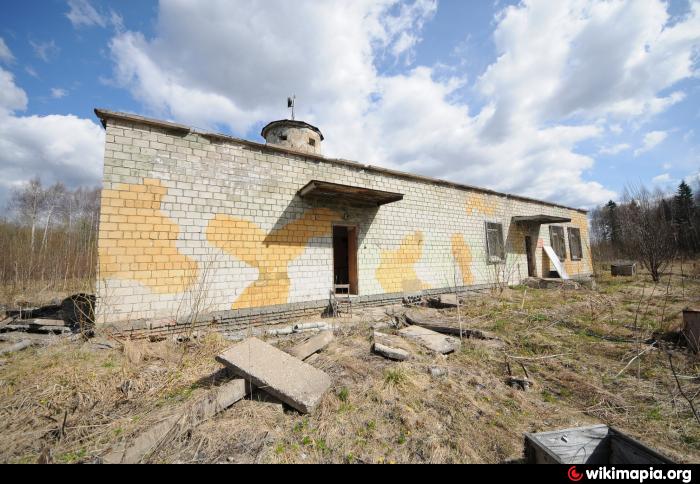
{"left": 0, "top": 268, "right": 699, "bottom": 463}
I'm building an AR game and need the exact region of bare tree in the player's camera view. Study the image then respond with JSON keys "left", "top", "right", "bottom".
{"left": 1, "top": 178, "right": 101, "bottom": 298}
{"left": 40, "top": 182, "right": 67, "bottom": 252}
{"left": 8, "top": 177, "right": 45, "bottom": 254}
{"left": 619, "top": 185, "right": 675, "bottom": 282}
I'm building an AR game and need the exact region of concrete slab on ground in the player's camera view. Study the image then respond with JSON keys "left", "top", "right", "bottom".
{"left": 372, "top": 331, "right": 413, "bottom": 361}
{"left": 399, "top": 325, "right": 460, "bottom": 354}
{"left": 288, "top": 331, "right": 334, "bottom": 360}
{"left": 216, "top": 337, "right": 331, "bottom": 414}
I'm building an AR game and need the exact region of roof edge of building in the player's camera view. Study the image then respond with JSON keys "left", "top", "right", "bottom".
{"left": 94, "top": 108, "right": 588, "bottom": 214}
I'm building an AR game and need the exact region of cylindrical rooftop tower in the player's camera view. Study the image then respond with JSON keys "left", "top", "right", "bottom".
{"left": 261, "top": 119, "right": 324, "bottom": 155}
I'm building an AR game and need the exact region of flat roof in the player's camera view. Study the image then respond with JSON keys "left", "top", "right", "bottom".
{"left": 512, "top": 215, "right": 572, "bottom": 224}
{"left": 94, "top": 108, "right": 588, "bottom": 214}
{"left": 299, "top": 180, "right": 403, "bottom": 206}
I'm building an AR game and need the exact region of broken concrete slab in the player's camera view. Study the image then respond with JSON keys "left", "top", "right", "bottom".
{"left": 428, "top": 294, "right": 459, "bottom": 308}
{"left": 216, "top": 338, "right": 331, "bottom": 414}
{"left": 399, "top": 325, "right": 460, "bottom": 354}
{"left": 405, "top": 308, "right": 502, "bottom": 342}
{"left": 187, "top": 378, "right": 248, "bottom": 423}
{"left": 3, "top": 324, "right": 72, "bottom": 335}
{"left": 104, "top": 378, "right": 248, "bottom": 464}
{"left": 373, "top": 330, "right": 412, "bottom": 349}
{"left": 373, "top": 341, "right": 410, "bottom": 361}
{"left": 288, "top": 331, "right": 334, "bottom": 360}
{"left": 373, "top": 342, "right": 411, "bottom": 361}
{"left": 102, "top": 415, "right": 180, "bottom": 464}
{"left": 26, "top": 318, "right": 70, "bottom": 327}
{"left": 404, "top": 308, "right": 439, "bottom": 323}
{"left": 0, "top": 339, "right": 34, "bottom": 356}
{"left": 372, "top": 331, "right": 413, "bottom": 361}
{"left": 522, "top": 277, "right": 581, "bottom": 290}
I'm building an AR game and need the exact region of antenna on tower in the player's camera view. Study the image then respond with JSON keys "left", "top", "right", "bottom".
{"left": 287, "top": 95, "right": 296, "bottom": 120}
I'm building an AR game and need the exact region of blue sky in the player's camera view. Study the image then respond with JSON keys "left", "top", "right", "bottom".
{"left": 0, "top": 0, "right": 699, "bottom": 209}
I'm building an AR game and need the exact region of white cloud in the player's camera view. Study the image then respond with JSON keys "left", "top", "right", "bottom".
{"left": 66, "top": 0, "right": 106, "bottom": 28}
{"left": 0, "top": 69, "right": 28, "bottom": 113}
{"left": 478, "top": 0, "right": 699, "bottom": 129}
{"left": 50, "top": 88, "right": 68, "bottom": 99}
{"left": 609, "top": 124, "right": 623, "bottom": 135}
{"left": 66, "top": 0, "right": 124, "bottom": 31}
{"left": 662, "top": 162, "right": 672, "bottom": 170}
{"left": 652, "top": 173, "right": 672, "bottom": 184}
{"left": 599, "top": 143, "right": 630, "bottom": 155}
{"left": 30, "top": 40, "right": 59, "bottom": 62}
{"left": 381, "top": 0, "right": 437, "bottom": 62}
{"left": 684, "top": 171, "right": 700, "bottom": 186}
{"left": 0, "top": 68, "right": 104, "bottom": 206}
{"left": 0, "top": 38, "right": 14, "bottom": 64}
{"left": 106, "top": 0, "right": 700, "bottom": 208}
{"left": 634, "top": 130, "right": 668, "bottom": 156}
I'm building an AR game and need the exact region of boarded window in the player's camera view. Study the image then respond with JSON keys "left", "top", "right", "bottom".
{"left": 485, "top": 222, "right": 505, "bottom": 262}
{"left": 568, "top": 227, "right": 582, "bottom": 261}
{"left": 549, "top": 226, "right": 567, "bottom": 261}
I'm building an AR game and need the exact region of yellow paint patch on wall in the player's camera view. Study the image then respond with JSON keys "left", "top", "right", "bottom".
{"left": 466, "top": 192, "right": 497, "bottom": 216}
{"left": 376, "top": 231, "right": 428, "bottom": 293}
{"left": 450, "top": 234, "right": 474, "bottom": 285}
{"left": 206, "top": 208, "right": 340, "bottom": 309}
{"left": 98, "top": 178, "right": 199, "bottom": 293}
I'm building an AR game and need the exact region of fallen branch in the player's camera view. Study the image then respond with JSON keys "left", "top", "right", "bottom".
{"left": 666, "top": 349, "right": 700, "bottom": 426}
{"left": 614, "top": 345, "right": 656, "bottom": 378}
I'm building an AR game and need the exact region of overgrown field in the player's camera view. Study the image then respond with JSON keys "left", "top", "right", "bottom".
{"left": 0, "top": 270, "right": 699, "bottom": 463}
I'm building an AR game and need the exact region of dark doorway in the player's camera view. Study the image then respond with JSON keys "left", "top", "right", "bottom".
{"left": 525, "top": 236, "right": 535, "bottom": 277}
{"left": 333, "top": 225, "right": 358, "bottom": 294}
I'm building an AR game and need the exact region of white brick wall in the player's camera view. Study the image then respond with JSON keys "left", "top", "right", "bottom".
{"left": 96, "top": 117, "right": 592, "bottom": 324}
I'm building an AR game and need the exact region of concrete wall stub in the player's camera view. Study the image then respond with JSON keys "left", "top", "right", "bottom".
{"left": 261, "top": 119, "right": 323, "bottom": 155}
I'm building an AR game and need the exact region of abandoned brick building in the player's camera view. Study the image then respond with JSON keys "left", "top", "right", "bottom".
{"left": 94, "top": 109, "right": 592, "bottom": 326}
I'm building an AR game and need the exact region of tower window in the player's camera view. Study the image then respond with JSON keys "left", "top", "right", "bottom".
{"left": 280, "top": 134, "right": 288, "bottom": 141}
{"left": 308, "top": 138, "right": 316, "bottom": 147}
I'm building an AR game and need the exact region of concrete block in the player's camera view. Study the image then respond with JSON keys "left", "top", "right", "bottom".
{"left": 372, "top": 332, "right": 412, "bottom": 361}
{"left": 287, "top": 331, "right": 334, "bottom": 360}
{"left": 399, "top": 325, "right": 460, "bottom": 354}
{"left": 216, "top": 337, "right": 331, "bottom": 414}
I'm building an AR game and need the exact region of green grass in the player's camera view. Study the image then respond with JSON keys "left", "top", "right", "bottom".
{"left": 55, "top": 448, "right": 86, "bottom": 464}
{"left": 646, "top": 406, "right": 663, "bottom": 421}
{"left": 541, "top": 390, "right": 557, "bottom": 403}
{"left": 384, "top": 368, "right": 406, "bottom": 385}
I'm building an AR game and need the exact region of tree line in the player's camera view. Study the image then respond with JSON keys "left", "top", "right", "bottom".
{"left": 0, "top": 177, "right": 100, "bottom": 295}
{"left": 590, "top": 180, "right": 700, "bottom": 282}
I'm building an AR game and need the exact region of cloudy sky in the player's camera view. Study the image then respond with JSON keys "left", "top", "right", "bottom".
{"left": 1, "top": 0, "right": 699, "bottom": 209}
